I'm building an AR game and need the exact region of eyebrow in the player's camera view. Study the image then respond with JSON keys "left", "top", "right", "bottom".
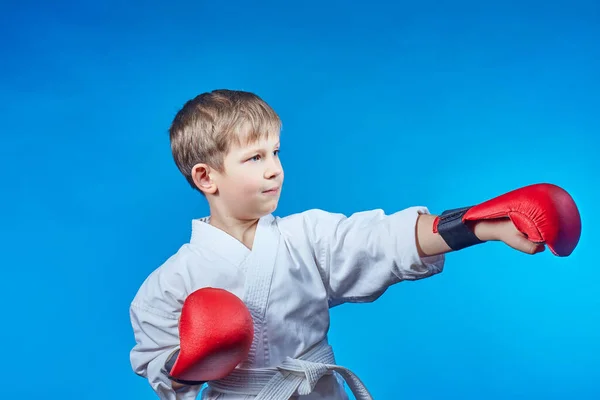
{"left": 241, "top": 142, "right": 280, "bottom": 157}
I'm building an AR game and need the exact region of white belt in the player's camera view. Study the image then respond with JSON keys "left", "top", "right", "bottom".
{"left": 208, "top": 340, "right": 373, "bottom": 399}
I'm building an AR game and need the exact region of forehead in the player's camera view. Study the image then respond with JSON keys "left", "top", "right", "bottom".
{"left": 228, "top": 126, "right": 280, "bottom": 153}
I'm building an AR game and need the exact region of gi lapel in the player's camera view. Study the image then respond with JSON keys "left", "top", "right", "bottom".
{"left": 242, "top": 214, "right": 280, "bottom": 366}
{"left": 190, "top": 217, "right": 251, "bottom": 269}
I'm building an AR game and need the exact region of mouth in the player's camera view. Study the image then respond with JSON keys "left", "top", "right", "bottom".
{"left": 262, "top": 187, "right": 280, "bottom": 194}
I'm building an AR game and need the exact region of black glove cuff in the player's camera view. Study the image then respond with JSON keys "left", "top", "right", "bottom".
{"left": 436, "top": 206, "right": 485, "bottom": 251}
{"left": 161, "top": 348, "right": 207, "bottom": 386}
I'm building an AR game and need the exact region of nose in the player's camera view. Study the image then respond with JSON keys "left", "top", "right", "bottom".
{"left": 264, "top": 157, "right": 283, "bottom": 180}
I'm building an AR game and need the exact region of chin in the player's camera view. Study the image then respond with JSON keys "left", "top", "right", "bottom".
{"left": 262, "top": 201, "right": 279, "bottom": 215}
{"left": 246, "top": 198, "right": 279, "bottom": 219}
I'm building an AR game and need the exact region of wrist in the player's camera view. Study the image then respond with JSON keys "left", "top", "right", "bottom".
{"left": 432, "top": 207, "right": 486, "bottom": 251}
{"left": 171, "top": 380, "right": 187, "bottom": 391}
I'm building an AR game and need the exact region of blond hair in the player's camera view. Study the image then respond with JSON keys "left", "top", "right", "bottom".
{"left": 169, "top": 89, "right": 281, "bottom": 190}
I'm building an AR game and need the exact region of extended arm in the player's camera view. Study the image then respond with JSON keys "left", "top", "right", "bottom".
{"left": 416, "top": 183, "right": 580, "bottom": 258}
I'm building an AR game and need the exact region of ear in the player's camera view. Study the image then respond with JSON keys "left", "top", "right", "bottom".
{"left": 191, "top": 163, "right": 217, "bottom": 195}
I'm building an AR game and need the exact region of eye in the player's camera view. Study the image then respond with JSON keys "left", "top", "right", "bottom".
{"left": 248, "top": 154, "right": 261, "bottom": 162}
{"left": 273, "top": 149, "right": 280, "bottom": 157}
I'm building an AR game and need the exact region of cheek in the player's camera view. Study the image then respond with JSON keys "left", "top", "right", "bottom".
{"left": 231, "top": 173, "right": 261, "bottom": 194}
{"left": 238, "top": 182, "right": 259, "bottom": 196}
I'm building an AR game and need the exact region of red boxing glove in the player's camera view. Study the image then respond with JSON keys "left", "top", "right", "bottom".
{"left": 162, "top": 288, "right": 254, "bottom": 386}
{"left": 432, "top": 183, "right": 581, "bottom": 256}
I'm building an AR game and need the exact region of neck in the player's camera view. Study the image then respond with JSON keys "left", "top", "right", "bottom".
{"left": 209, "top": 212, "right": 260, "bottom": 250}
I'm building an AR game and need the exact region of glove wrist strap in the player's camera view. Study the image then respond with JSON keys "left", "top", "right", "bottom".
{"left": 161, "top": 348, "right": 207, "bottom": 387}
{"left": 436, "top": 206, "right": 485, "bottom": 251}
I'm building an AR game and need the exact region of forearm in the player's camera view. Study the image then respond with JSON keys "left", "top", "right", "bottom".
{"left": 416, "top": 214, "right": 452, "bottom": 257}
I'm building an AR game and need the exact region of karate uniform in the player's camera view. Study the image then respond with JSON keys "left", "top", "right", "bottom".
{"left": 129, "top": 207, "right": 445, "bottom": 400}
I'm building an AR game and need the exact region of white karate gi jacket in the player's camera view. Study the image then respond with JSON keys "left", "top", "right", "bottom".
{"left": 130, "top": 207, "right": 445, "bottom": 400}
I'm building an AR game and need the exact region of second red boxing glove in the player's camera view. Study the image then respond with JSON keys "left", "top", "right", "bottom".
{"left": 162, "top": 288, "right": 254, "bottom": 385}
{"left": 432, "top": 183, "right": 581, "bottom": 256}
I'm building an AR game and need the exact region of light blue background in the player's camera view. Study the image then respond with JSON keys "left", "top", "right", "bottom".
{"left": 1, "top": 1, "right": 598, "bottom": 399}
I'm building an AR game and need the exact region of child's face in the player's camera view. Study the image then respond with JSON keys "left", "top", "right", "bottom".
{"left": 213, "top": 134, "right": 283, "bottom": 220}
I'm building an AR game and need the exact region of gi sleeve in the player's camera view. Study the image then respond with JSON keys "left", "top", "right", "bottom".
{"left": 305, "top": 207, "right": 445, "bottom": 307}
{"left": 129, "top": 285, "right": 202, "bottom": 399}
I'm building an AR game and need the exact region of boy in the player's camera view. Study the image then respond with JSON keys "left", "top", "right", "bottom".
{"left": 129, "top": 90, "right": 580, "bottom": 400}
